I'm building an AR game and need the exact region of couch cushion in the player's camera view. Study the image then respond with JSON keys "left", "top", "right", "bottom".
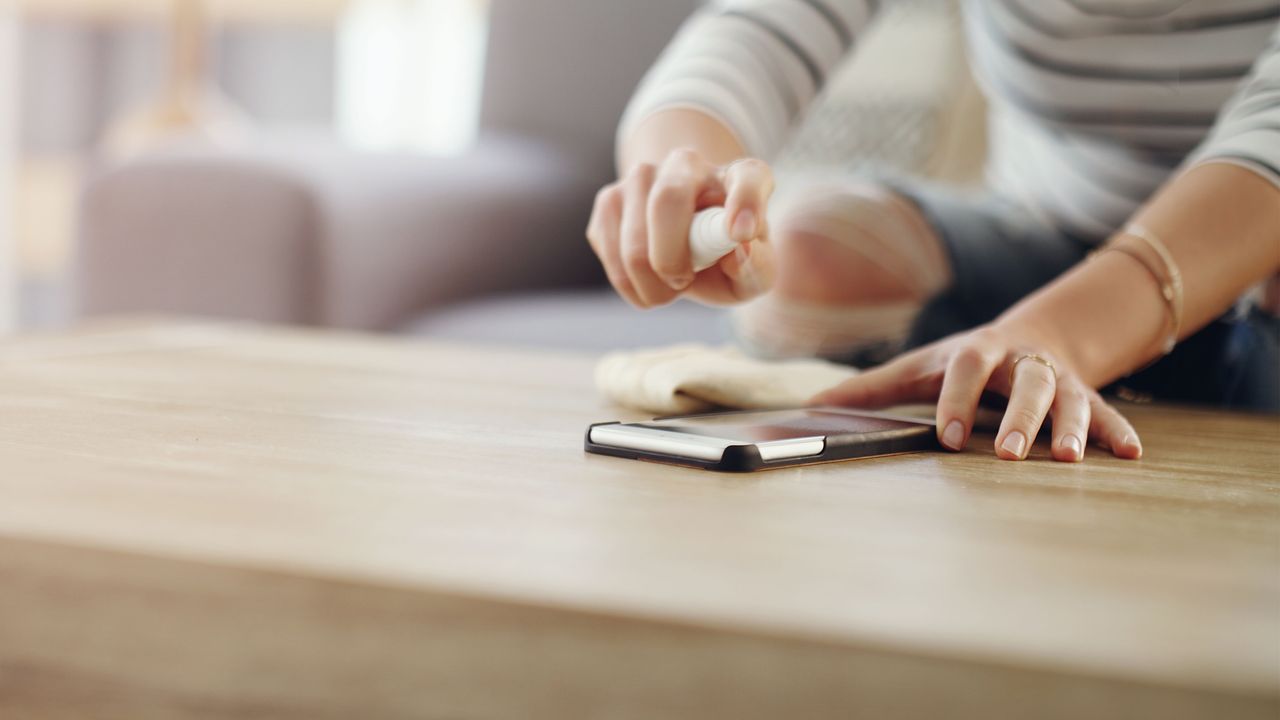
{"left": 404, "top": 290, "right": 733, "bottom": 353}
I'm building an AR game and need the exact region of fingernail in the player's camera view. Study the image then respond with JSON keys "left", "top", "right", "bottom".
{"left": 669, "top": 275, "right": 693, "bottom": 290}
{"left": 1121, "top": 433, "right": 1143, "bottom": 458}
{"left": 1000, "top": 431, "right": 1027, "bottom": 459}
{"left": 941, "top": 420, "right": 965, "bottom": 451}
{"left": 1061, "top": 434, "right": 1082, "bottom": 461}
{"left": 732, "top": 209, "right": 757, "bottom": 240}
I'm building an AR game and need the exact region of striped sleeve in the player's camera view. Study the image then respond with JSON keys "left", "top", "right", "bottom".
{"left": 1190, "top": 21, "right": 1280, "bottom": 188}
{"left": 617, "top": 0, "right": 879, "bottom": 160}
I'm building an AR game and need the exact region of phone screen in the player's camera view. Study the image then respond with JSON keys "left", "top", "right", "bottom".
{"left": 637, "top": 409, "right": 925, "bottom": 443}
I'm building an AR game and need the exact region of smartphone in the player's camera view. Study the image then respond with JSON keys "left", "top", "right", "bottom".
{"left": 585, "top": 407, "right": 938, "bottom": 472}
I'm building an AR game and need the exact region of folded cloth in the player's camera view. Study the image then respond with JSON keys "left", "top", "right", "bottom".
{"left": 595, "top": 343, "right": 858, "bottom": 415}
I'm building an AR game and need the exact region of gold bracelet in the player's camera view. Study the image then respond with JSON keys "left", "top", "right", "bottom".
{"left": 1124, "top": 223, "right": 1184, "bottom": 354}
{"left": 1093, "top": 225, "right": 1184, "bottom": 357}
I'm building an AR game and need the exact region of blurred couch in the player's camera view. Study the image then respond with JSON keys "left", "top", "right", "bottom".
{"left": 79, "top": 0, "right": 985, "bottom": 353}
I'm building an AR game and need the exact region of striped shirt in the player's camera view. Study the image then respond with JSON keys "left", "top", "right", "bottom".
{"left": 620, "top": 0, "right": 1280, "bottom": 240}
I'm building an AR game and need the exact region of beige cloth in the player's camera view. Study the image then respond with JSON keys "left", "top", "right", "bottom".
{"left": 595, "top": 344, "right": 858, "bottom": 415}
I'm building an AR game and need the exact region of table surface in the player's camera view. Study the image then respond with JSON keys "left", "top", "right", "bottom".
{"left": 0, "top": 320, "right": 1276, "bottom": 719}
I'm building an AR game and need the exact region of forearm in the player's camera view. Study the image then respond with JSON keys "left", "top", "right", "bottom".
{"left": 617, "top": 108, "right": 746, "bottom": 174}
{"left": 617, "top": 0, "right": 879, "bottom": 174}
{"left": 997, "top": 162, "right": 1280, "bottom": 387}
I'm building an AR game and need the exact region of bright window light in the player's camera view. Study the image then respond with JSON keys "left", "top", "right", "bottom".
{"left": 337, "top": 0, "right": 488, "bottom": 155}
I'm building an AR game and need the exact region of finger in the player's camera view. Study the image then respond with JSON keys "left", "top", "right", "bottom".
{"left": 619, "top": 164, "right": 678, "bottom": 308}
{"left": 696, "top": 184, "right": 727, "bottom": 209}
{"left": 648, "top": 149, "right": 714, "bottom": 290}
{"left": 1088, "top": 394, "right": 1143, "bottom": 459}
{"left": 810, "top": 349, "right": 942, "bottom": 409}
{"left": 934, "top": 343, "right": 1004, "bottom": 452}
{"left": 995, "top": 356, "right": 1057, "bottom": 461}
{"left": 681, "top": 240, "right": 773, "bottom": 306}
{"left": 586, "top": 182, "right": 618, "bottom": 257}
{"left": 588, "top": 183, "right": 641, "bottom": 307}
{"left": 718, "top": 239, "right": 775, "bottom": 301}
{"left": 721, "top": 158, "right": 774, "bottom": 243}
{"left": 1049, "top": 379, "right": 1091, "bottom": 463}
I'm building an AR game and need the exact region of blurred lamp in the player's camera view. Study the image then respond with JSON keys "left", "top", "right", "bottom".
{"left": 17, "top": 0, "right": 350, "bottom": 158}
{"left": 102, "top": 0, "right": 250, "bottom": 159}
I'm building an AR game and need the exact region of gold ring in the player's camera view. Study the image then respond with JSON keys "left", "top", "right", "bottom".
{"left": 1009, "top": 353, "right": 1057, "bottom": 388}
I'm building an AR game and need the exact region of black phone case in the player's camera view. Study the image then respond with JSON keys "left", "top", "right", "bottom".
{"left": 584, "top": 409, "right": 940, "bottom": 473}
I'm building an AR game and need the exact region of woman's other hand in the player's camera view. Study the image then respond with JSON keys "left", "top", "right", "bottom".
{"left": 812, "top": 323, "right": 1143, "bottom": 462}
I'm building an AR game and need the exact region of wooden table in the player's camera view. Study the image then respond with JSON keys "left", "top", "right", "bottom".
{"left": 0, "top": 320, "right": 1276, "bottom": 719}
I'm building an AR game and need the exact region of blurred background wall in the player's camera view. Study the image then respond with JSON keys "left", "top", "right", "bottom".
{"left": 1, "top": 2, "right": 20, "bottom": 330}
{"left": 3, "top": 0, "right": 488, "bottom": 329}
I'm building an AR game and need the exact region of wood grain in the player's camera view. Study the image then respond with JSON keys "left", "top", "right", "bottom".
{"left": 0, "top": 319, "right": 1276, "bottom": 719}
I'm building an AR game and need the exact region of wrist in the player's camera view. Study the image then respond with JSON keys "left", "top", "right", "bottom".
{"left": 992, "top": 257, "right": 1167, "bottom": 388}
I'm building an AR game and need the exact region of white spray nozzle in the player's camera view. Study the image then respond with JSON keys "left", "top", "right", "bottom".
{"left": 689, "top": 207, "right": 741, "bottom": 272}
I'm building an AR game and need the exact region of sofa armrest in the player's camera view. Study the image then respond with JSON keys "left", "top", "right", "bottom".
{"left": 79, "top": 149, "right": 323, "bottom": 326}
{"left": 78, "top": 137, "right": 603, "bottom": 330}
